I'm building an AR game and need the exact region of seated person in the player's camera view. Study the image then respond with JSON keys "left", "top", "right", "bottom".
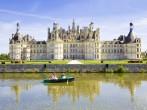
{"left": 50, "top": 73, "right": 58, "bottom": 80}
{"left": 60, "top": 73, "right": 66, "bottom": 79}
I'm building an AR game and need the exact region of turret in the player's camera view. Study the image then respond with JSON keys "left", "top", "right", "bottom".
{"left": 48, "top": 27, "right": 50, "bottom": 34}
{"left": 68, "top": 25, "right": 71, "bottom": 32}
{"left": 125, "top": 22, "right": 135, "bottom": 43}
{"left": 53, "top": 22, "right": 59, "bottom": 31}
{"left": 72, "top": 19, "right": 76, "bottom": 32}
{"left": 48, "top": 27, "right": 51, "bottom": 40}
{"left": 77, "top": 25, "right": 80, "bottom": 34}
{"left": 12, "top": 23, "right": 21, "bottom": 42}
{"left": 89, "top": 22, "right": 94, "bottom": 31}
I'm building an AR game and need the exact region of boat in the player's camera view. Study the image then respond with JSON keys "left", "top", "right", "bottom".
{"left": 43, "top": 77, "right": 75, "bottom": 83}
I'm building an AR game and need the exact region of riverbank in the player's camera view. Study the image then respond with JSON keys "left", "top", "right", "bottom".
{"left": 0, "top": 64, "right": 147, "bottom": 73}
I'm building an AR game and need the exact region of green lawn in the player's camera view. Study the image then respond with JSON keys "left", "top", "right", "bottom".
{"left": 80, "top": 60, "right": 100, "bottom": 64}
{"left": 80, "top": 60, "right": 147, "bottom": 64}
{"left": 0, "top": 60, "right": 69, "bottom": 64}
{"left": 26, "top": 60, "right": 69, "bottom": 64}
{"left": 0, "top": 59, "right": 146, "bottom": 65}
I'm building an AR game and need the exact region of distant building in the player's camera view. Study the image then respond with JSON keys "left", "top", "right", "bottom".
{"left": 9, "top": 21, "right": 141, "bottom": 60}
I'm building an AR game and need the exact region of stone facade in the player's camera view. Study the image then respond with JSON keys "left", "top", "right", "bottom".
{"left": 9, "top": 21, "right": 141, "bottom": 60}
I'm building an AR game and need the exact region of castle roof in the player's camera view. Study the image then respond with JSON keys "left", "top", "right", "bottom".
{"left": 124, "top": 22, "right": 135, "bottom": 43}
{"left": 117, "top": 23, "right": 136, "bottom": 44}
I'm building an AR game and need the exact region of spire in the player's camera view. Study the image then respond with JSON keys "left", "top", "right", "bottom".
{"left": 72, "top": 19, "right": 76, "bottom": 32}
{"left": 89, "top": 22, "right": 94, "bottom": 31}
{"left": 48, "top": 27, "right": 50, "bottom": 34}
{"left": 12, "top": 22, "right": 20, "bottom": 41}
{"left": 16, "top": 22, "right": 20, "bottom": 33}
{"left": 48, "top": 27, "right": 51, "bottom": 40}
{"left": 68, "top": 25, "right": 71, "bottom": 31}
{"left": 125, "top": 22, "right": 135, "bottom": 43}
{"left": 129, "top": 22, "right": 134, "bottom": 32}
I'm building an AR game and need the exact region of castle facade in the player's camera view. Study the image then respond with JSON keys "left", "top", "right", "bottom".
{"left": 9, "top": 21, "right": 141, "bottom": 60}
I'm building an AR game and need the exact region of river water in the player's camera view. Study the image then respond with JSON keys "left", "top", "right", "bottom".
{"left": 0, "top": 73, "right": 147, "bottom": 110}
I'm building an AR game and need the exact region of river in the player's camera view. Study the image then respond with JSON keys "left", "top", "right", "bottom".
{"left": 0, "top": 73, "right": 147, "bottom": 110}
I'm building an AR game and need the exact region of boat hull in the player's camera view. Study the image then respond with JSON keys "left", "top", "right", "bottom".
{"left": 43, "top": 77, "right": 75, "bottom": 83}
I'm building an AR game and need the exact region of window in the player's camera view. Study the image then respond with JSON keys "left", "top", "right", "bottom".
{"left": 117, "top": 50, "right": 119, "bottom": 53}
{"left": 114, "top": 49, "right": 116, "bottom": 53}
{"left": 102, "top": 49, "right": 104, "bottom": 53}
{"left": 120, "top": 49, "right": 122, "bottom": 53}
{"left": 137, "top": 54, "right": 139, "bottom": 58}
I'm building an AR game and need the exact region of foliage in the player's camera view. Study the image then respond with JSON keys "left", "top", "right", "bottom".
{"left": 0, "top": 54, "right": 10, "bottom": 60}
{"left": 114, "top": 65, "right": 128, "bottom": 73}
{"left": 141, "top": 51, "right": 147, "bottom": 59}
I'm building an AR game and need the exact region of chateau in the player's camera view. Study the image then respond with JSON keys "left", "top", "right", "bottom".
{"left": 9, "top": 21, "right": 141, "bottom": 60}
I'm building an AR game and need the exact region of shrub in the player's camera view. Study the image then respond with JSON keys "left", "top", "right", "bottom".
{"left": 1, "top": 61, "right": 5, "bottom": 64}
{"left": 48, "top": 61, "right": 52, "bottom": 63}
{"left": 114, "top": 65, "right": 127, "bottom": 73}
{"left": 128, "top": 60, "right": 143, "bottom": 63}
{"left": 15, "top": 61, "right": 21, "bottom": 64}
{"left": 11, "top": 60, "right": 14, "bottom": 64}
{"left": 140, "top": 69, "right": 146, "bottom": 73}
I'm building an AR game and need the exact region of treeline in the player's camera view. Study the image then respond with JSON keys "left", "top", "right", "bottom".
{"left": 0, "top": 54, "right": 10, "bottom": 60}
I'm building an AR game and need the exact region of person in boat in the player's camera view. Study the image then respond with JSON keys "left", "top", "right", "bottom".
{"left": 60, "top": 73, "right": 66, "bottom": 79}
{"left": 50, "top": 73, "right": 58, "bottom": 80}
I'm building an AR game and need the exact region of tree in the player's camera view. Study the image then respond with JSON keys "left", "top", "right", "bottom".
{"left": 141, "top": 51, "right": 147, "bottom": 59}
{"left": 0, "top": 54, "right": 10, "bottom": 60}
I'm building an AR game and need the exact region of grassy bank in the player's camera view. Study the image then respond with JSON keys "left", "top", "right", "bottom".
{"left": 0, "top": 60, "right": 69, "bottom": 64}
{"left": 1, "top": 59, "right": 147, "bottom": 64}
{"left": 80, "top": 60, "right": 147, "bottom": 64}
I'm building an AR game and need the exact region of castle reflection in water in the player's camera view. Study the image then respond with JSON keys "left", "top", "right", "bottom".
{"left": 9, "top": 74, "right": 146, "bottom": 103}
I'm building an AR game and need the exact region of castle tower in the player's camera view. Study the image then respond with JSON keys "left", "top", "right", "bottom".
{"left": 53, "top": 22, "right": 60, "bottom": 40}
{"left": 126, "top": 22, "right": 135, "bottom": 43}
{"left": 9, "top": 23, "right": 22, "bottom": 60}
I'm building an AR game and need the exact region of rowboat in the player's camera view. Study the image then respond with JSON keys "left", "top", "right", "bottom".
{"left": 43, "top": 77, "right": 75, "bottom": 83}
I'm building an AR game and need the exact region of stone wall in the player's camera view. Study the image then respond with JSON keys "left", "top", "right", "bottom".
{"left": 0, "top": 64, "right": 147, "bottom": 73}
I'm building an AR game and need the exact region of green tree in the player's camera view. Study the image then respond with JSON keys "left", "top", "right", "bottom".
{"left": 0, "top": 54, "right": 10, "bottom": 60}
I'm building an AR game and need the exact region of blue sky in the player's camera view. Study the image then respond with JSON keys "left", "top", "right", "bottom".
{"left": 0, "top": 0, "right": 147, "bottom": 53}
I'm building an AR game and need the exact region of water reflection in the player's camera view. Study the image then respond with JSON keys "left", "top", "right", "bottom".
{"left": 102, "top": 75, "right": 142, "bottom": 96}
{"left": 47, "top": 80, "right": 101, "bottom": 103}
{"left": 11, "top": 83, "right": 32, "bottom": 103}
{"left": 0, "top": 73, "right": 147, "bottom": 110}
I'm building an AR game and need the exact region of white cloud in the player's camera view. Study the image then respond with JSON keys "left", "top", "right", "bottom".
{"left": 0, "top": 9, "right": 60, "bottom": 21}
